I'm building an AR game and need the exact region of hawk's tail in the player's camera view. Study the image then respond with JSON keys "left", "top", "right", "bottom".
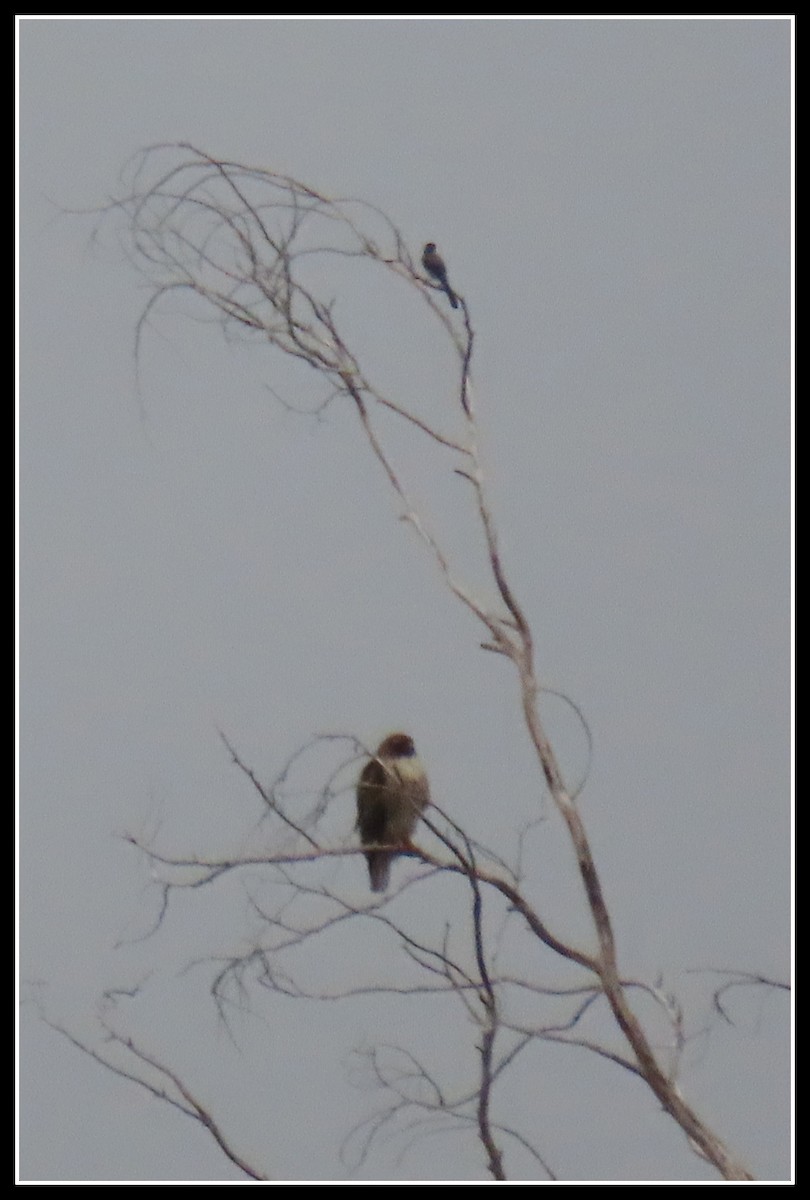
{"left": 366, "top": 851, "right": 391, "bottom": 892}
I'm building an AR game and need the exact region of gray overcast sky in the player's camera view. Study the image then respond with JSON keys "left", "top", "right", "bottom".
{"left": 19, "top": 17, "right": 791, "bottom": 1183}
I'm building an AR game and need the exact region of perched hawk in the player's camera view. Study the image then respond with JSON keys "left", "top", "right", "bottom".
{"left": 356, "top": 733, "right": 430, "bottom": 892}
{"left": 421, "top": 242, "right": 459, "bottom": 309}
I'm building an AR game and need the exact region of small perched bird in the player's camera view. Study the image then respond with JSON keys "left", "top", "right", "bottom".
{"left": 422, "top": 242, "right": 459, "bottom": 309}
{"left": 356, "top": 733, "right": 430, "bottom": 892}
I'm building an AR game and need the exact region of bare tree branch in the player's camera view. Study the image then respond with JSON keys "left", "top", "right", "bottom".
{"left": 39, "top": 1014, "right": 269, "bottom": 1181}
